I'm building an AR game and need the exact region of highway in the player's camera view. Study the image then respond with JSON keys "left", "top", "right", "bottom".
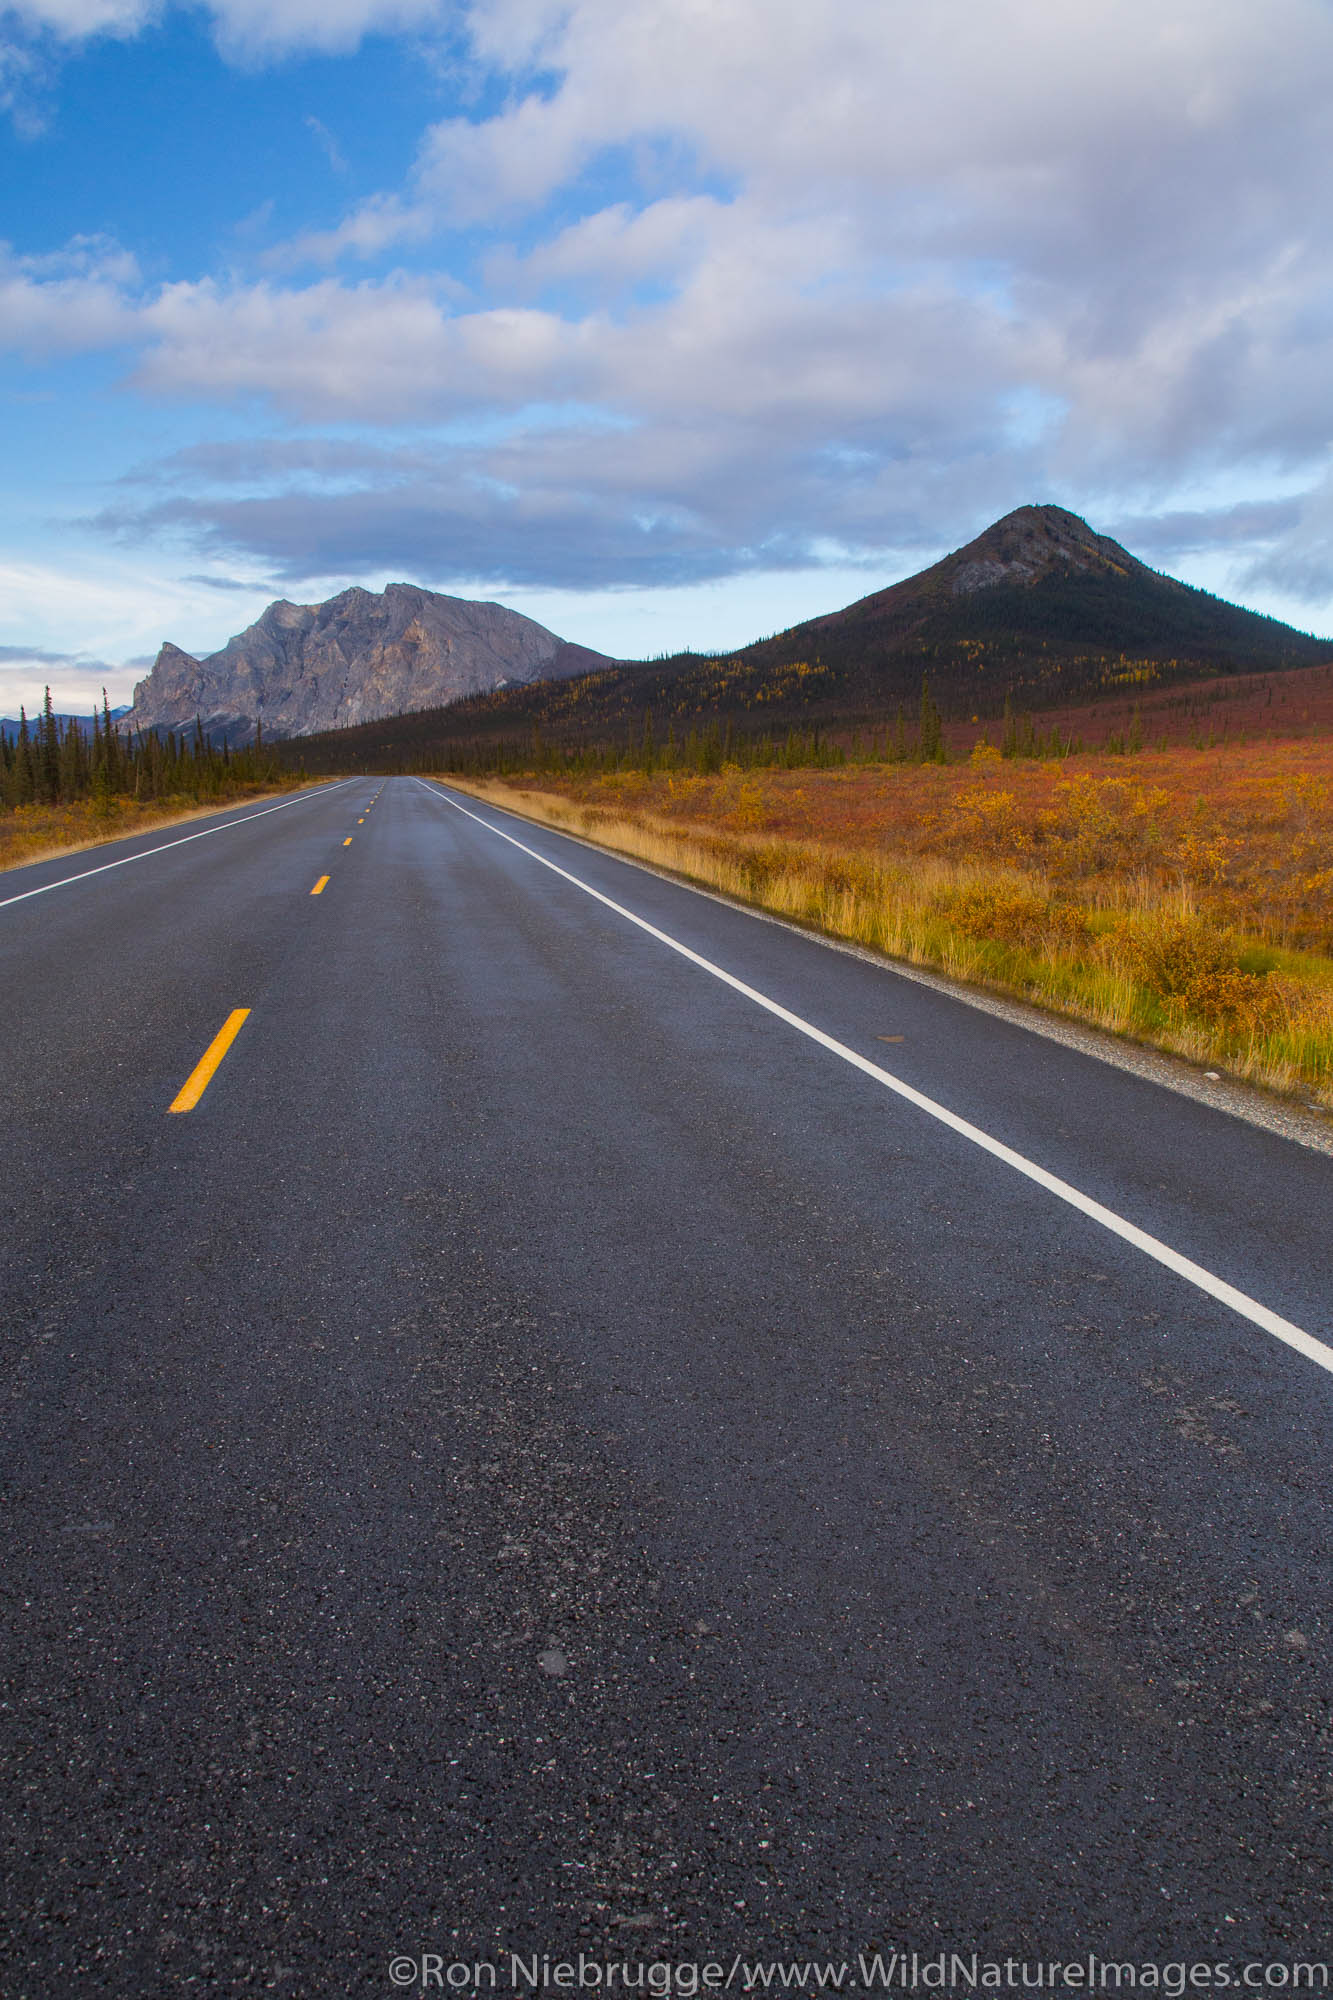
{"left": 1, "top": 775, "right": 1330, "bottom": 1994}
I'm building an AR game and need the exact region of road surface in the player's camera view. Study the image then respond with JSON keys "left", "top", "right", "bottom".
{"left": 2, "top": 776, "right": 1330, "bottom": 1995}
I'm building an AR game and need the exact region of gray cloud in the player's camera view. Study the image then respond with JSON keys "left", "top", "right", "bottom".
{"left": 107, "top": 486, "right": 766, "bottom": 591}
{"left": 99, "top": 411, "right": 1046, "bottom": 592}
{"left": 1233, "top": 480, "right": 1333, "bottom": 603}
{"left": 1101, "top": 489, "right": 1333, "bottom": 610}
{"left": 0, "top": 642, "right": 123, "bottom": 670}
{"left": 1106, "top": 500, "right": 1307, "bottom": 561}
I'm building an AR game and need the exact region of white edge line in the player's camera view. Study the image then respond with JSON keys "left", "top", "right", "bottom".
{"left": 417, "top": 778, "right": 1333, "bottom": 1379}
{"left": 0, "top": 779, "right": 357, "bottom": 909}
{"left": 447, "top": 780, "right": 1333, "bottom": 1160}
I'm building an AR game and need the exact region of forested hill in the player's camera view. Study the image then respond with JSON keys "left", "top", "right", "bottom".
{"left": 733, "top": 504, "right": 1329, "bottom": 701}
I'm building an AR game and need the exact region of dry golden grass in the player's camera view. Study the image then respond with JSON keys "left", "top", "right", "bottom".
{"left": 446, "top": 745, "right": 1333, "bottom": 1111}
{"left": 0, "top": 784, "right": 302, "bottom": 874}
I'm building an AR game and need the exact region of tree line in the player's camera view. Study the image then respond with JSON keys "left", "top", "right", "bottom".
{"left": 349, "top": 679, "right": 1090, "bottom": 780}
{"left": 2, "top": 690, "right": 285, "bottom": 811}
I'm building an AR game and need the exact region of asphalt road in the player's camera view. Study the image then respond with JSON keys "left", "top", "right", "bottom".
{"left": 2, "top": 776, "right": 1330, "bottom": 1996}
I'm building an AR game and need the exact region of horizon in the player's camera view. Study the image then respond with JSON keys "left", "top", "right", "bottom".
{"left": 8, "top": 498, "right": 1333, "bottom": 723}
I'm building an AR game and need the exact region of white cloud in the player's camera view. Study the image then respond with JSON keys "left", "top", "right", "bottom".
{"left": 482, "top": 195, "right": 746, "bottom": 298}
{"left": 0, "top": 238, "right": 137, "bottom": 352}
{"left": 304, "top": 113, "right": 348, "bottom": 174}
{"left": 8, "top": 0, "right": 446, "bottom": 54}
{"left": 0, "top": 648, "right": 133, "bottom": 716}
{"left": 0, "top": 553, "right": 279, "bottom": 706}
{"left": 9, "top": 0, "right": 1333, "bottom": 613}
{"left": 419, "top": 0, "right": 1330, "bottom": 240}
{"left": 132, "top": 276, "right": 587, "bottom": 419}
{"left": 9, "top": 0, "right": 156, "bottom": 36}
{"left": 205, "top": 0, "right": 444, "bottom": 57}
{"left": 263, "top": 196, "right": 434, "bottom": 272}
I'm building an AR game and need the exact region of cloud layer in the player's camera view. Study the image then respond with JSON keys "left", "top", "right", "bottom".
{"left": 4, "top": 0, "right": 1333, "bottom": 620}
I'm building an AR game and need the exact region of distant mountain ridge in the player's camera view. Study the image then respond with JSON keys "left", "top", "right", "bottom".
{"left": 297, "top": 504, "right": 1325, "bottom": 765}
{"left": 2, "top": 705, "right": 128, "bottom": 741}
{"left": 124, "top": 583, "right": 609, "bottom": 743}
{"left": 126, "top": 509, "right": 1332, "bottom": 763}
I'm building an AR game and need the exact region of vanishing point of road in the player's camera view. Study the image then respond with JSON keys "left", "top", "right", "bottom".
{"left": 2, "top": 777, "right": 1330, "bottom": 1994}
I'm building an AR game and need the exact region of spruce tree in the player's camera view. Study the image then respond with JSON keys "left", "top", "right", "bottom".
{"left": 101, "top": 690, "right": 120, "bottom": 791}
{"left": 14, "top": 707, "right": 35, "bottom": 804}
{"left": 40, "top": 688, "right": 60, "bottom": 802}
{"left": 918, "top": 677, "right": 944, "bottom": 763}
{"left": 58, "top": 712, "right": 86, "bottom": 796}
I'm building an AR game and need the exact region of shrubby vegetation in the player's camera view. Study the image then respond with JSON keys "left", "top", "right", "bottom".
{"left": 447, "top": 743, "right": 1333, "bottom": 1108}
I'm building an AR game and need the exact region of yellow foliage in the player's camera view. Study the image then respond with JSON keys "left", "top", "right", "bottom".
{"left": 447, "top": 770, "right": 1333, "bottom": 1110}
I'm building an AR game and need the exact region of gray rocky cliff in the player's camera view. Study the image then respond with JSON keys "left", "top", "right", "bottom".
{"left": 944, "top": 505, "right": 1146, "bottom": 597}
{"left": 125, "top": 583, "right": 608, "bottom": 741}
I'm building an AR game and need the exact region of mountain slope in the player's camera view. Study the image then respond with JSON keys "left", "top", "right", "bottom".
{"left": 124, "top": 583, "right": 608, "bottom": 742}
{"left": 742, "top": 504, "right": 1328, "bottom": 703}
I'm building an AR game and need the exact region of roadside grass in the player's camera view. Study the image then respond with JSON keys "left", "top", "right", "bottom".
{"left": 443, "top": 746, "right": 1333, "bottom": 1111}
{"left": 0, "top": 782, "right": 304, "bottom": 874}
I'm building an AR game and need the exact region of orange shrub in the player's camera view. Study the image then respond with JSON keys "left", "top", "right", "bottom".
{"left": 454, "top": 741, "right": 1333, "bottom": 1107}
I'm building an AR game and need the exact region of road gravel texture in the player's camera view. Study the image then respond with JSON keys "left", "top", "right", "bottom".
{"left": 1, "top": 777, "right": 1329, "bottom": 1995}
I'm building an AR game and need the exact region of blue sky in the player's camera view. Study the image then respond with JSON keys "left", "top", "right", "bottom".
{"left": 3, "top": 0, "right": 1333, "bottom": 712}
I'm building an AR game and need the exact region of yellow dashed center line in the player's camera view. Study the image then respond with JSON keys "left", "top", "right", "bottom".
{"left": 311, "top": 875, "right": 330, "bottom": 895}
{"left": 344, "top": 837, "right": 353, "bottom": 846}
{"left": 168, "top": 1008, "right": 251, "bottom": 1114}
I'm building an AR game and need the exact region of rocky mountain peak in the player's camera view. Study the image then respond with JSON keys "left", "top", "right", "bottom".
{"left": 125, "top": 582, "right": 609, "bottom": 743}
{"left": 945, "top": 505, "right": 1142, "bottom": 597}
